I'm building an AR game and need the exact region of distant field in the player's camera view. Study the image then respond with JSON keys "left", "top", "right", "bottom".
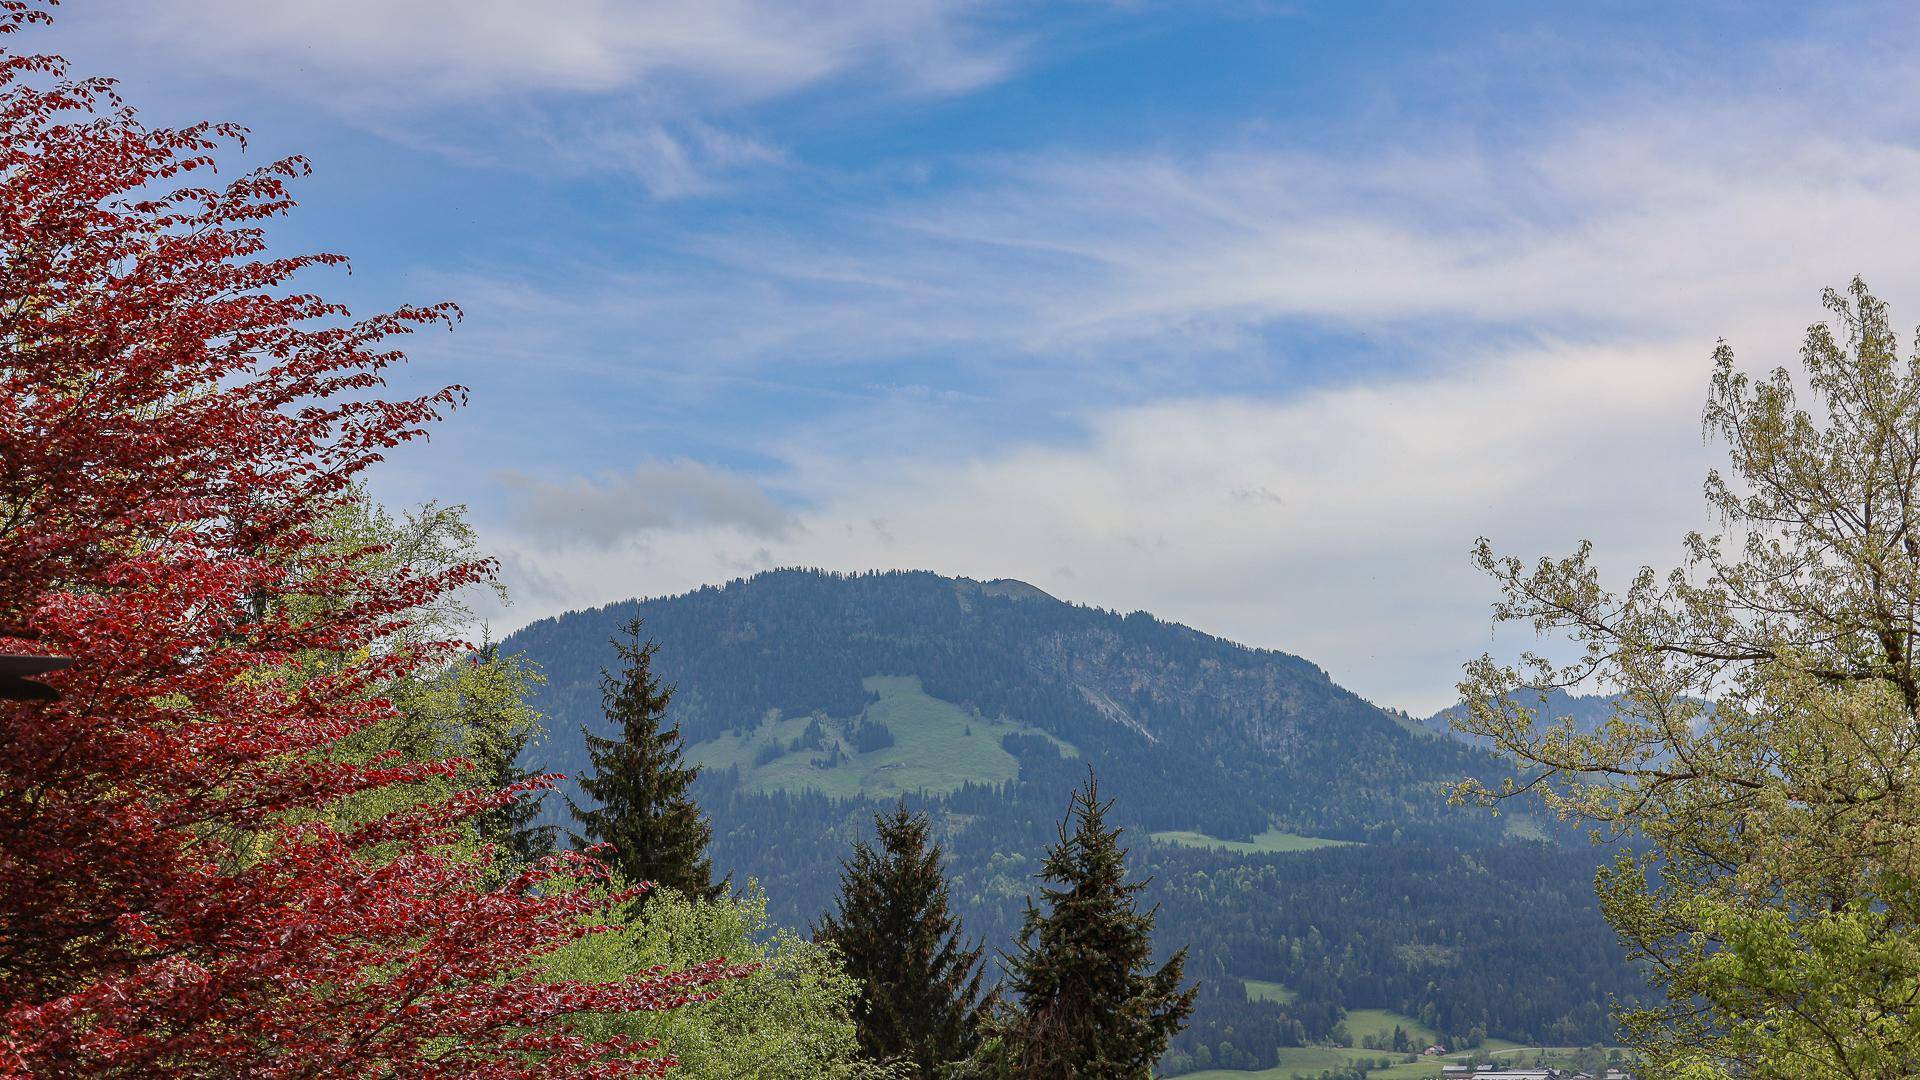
{"left": 1178, "top": 1046, "right": 1403, "bottom": 1080}
{"left": 1242, "top": 978, "right": 1297, "bottom": 1005}
{"left": 688, "top": 674, "right": 1074, "bottom": 799}
{"left": 1151, "top": 828, "right": 1357, "bottom": 854}
{"left": 1343, "top": 1008, "right": 1439, "bottom": 1049}
{"left": 1359, "top": 1059, "right": 1447, "bottom": 1080}
{"left": 1352, "top": 1043, "right": 1623, "bottom": 1080}
{"left": 1166, "top": 1031, "right": 1625, "bottom": 1080}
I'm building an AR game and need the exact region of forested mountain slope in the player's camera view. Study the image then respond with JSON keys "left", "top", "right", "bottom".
{"left": 508, "top": 568, "right": 1500, "bottom": 844}
{"left": 500, "top": 569, "right": 1641, "bottom": 1071}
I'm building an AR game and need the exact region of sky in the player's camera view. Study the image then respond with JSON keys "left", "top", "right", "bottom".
{"left": 38, "top": 1, "right": 1920, "bottom": 712}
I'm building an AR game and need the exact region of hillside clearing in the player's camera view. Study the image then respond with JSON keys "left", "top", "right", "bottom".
{"left": 1343, "top": 1008, "right": 1439, "bottom": 1049}
{"left": 1152, "top": 828, "right": 1357, "bottom": 854}
{"left": 689, "top": 674, "right": 1073, "bottom": 798}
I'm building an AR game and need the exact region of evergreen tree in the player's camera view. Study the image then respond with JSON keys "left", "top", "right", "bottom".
{"left": 473, "top": 713, "right": 557, "bottom": 872}
{"left": 1002, "top": 770, "right": 1194, "bottom": 1078}
{"left": 447, "top": 641, "right": 556, "bottom": 875}
{"left": 568, "top": 618, "right": 723, "bottom": 902}
{"left": 817, "top": 802, "right": 993, "bottom": 1076}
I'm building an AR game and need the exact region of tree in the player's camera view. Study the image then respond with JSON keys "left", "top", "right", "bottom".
{"left": 570, "top": 619, "right": 722, "bottom": 903}
{"left": 550, "top": 880, "right": 896, "bottom": 1079}
{"left": 468, "top": 644, "right": 559, "bottom": 873}
{"left": 816, "top": 803, "right": 993, "bottom": 1076}
{"left": 316, "top": 496, "right": 555, "bottom": 872}
{"left": 1457, "top": 279, "right": 1920, "bottom": 1077}
{"left": 997, "top": 771, "right": 1194, "bottom": 1078}
{"left": 0, "top": 7, "right": 743, "bottom": 1073}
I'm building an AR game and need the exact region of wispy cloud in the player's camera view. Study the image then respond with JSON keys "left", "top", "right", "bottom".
{"left": 90, "top": 0, "right": 1023, "bottom": 192}
{"left": 127, "top": 0, "right": 1021, "bottom": 103}
{"left": 495, "top": 460, "right": 797, "bottom": 547}
{"left": 670, "top": 112, "right": 1920, "bottom": 363}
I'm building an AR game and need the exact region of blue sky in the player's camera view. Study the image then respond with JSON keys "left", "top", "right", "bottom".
{"left": 43, "top": 1, "right": 1920, "bottom": 710}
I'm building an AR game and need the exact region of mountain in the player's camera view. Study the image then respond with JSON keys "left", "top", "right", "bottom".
{"left": 1422, "top": 686, "right": 1625, "bottom": 742}
{"left": 499, "top": 568, "right": 1641, "bottom": 1072}
{"left": 508, "top": 568, "right": 1495, "bottom": 845}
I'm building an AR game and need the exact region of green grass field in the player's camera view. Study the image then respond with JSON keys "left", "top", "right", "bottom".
{"left": 1357, "top": 1059, "right": 1445, "bottom": 1080}
{"left": 1342, "top": 1008, "right": 1439, "bottom": 1049}
{"left": 1242, "top": 978, "right": 1297, "bottom": 1005}
{"left": 688, "top": 674, "right": 1074, "bottom": 799}
{"left": 1151, "top": 828, "right": 1357, "bottom": 854}
{"left": 1178, "top": 1046, "right": 1403, "bottom": 1080}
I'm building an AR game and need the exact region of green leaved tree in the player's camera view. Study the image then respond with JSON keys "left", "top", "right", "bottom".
{"left": 817, "top": 803, "right": 994, "bottom": 1076}
{"left": 568, "top": 618, "right": 722, "bottom": 903}
{"left": 1457, "top": 279, "right": 1920, "bottom": 1077}
{"left": 547, "top": 878, "right": 897, "bottom": 1079}
{"left": 468, "top": 642, "right": 557, "bottom": 875}
{"left": 994, "top": 771, "right": 1193, "bottom": 1079}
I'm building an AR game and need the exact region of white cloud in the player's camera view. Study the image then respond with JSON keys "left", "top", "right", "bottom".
{"left": 496, "top": 460, "right": 796, "bottom": 547}
{"left": 116, "top": 0, "right": 1018, "bottom": 104}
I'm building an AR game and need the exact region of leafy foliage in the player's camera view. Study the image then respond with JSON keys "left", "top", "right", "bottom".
{"left": 546, "top": 881, "right": 896, "bottom": 1079}
{"left": 1456, "top": 279, "right": 1920, "bottom": 1076}
{"left": 468, "top": 646, "right": 560, "bottom": 876}
{"left": 0, "top": 10, "right": 742, "bottom": 1072}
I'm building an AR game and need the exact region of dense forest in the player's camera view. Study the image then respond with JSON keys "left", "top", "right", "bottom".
{"left": 502, "top": 568, "right": 1643, "bottom": 1070}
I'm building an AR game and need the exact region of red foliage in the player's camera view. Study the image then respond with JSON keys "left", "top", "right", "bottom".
{"left": 0, "top": 4, "right": 746, "bottom": 1075}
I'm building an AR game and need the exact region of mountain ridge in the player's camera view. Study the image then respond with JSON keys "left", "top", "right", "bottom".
{"left": 504, "top": 567, "right": 1499, "bottom": 845}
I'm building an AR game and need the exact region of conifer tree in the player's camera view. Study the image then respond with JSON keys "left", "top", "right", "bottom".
{"left": 568, "top": 619, "right": 723, "bottom": 902}
{"left": 473, "top": 715, "right": 557, "bottom": 872}
{"left": 429, "top": 639, "right": 555, "bottom": 875}
{"left": 817, "top": 802, "right": 993, "bottom": 1076}
{"left": 1001, "top": 771, "right": 1194, "bottom": 1078}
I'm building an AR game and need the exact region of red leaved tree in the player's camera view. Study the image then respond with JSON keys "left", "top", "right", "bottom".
{"left": 0, "top": 4, "right": 745, "bottom": 1075}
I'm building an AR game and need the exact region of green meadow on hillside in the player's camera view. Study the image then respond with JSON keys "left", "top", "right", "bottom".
{"left": 1343, "top": 1008, "right": 1440, "bottom": 1049}
{"left": 688, "top": 674, "right": 1074, "bottom": 798}
{"left": 1152, "top": 828, "right": 1357, "bottom": 854}
{"left": 1242, "top": 978, "right": 1298, "bottom": 1005}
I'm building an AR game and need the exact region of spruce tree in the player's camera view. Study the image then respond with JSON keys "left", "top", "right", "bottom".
{"left": 1002, "top": 770, "right": 1194, "bottom": 1078}
{"left": 567, "top": 619, "right": 723, "bottom": 902}
{"left": 472, "top": 719, "right": 556, "bottom": 874}
{"left": 817, "top": 803, "right": 993, "bottom": 1076}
